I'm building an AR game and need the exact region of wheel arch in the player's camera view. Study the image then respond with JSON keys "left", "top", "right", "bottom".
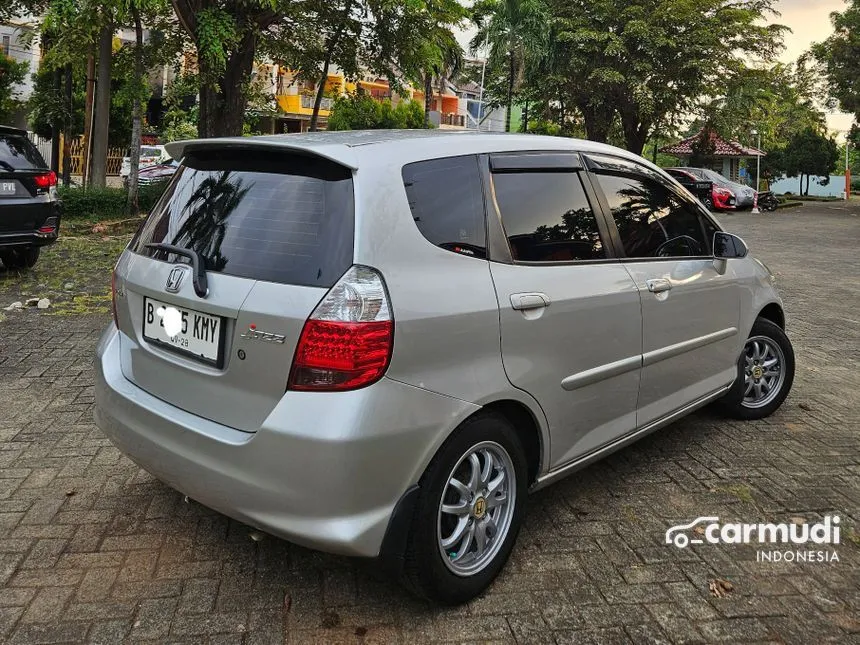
{"left": 757, "top": 302, "right": 785, "bottom": 329}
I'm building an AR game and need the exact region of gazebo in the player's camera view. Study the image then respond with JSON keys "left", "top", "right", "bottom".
{"left": 660, "top": 130, "right": 766, "bottom": 183}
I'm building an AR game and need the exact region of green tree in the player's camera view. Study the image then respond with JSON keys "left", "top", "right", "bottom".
{"left": 470, "top": 0, "right": 550, "bottom": 132}
{"left": 170, "top": 0, "right": 299, "bottom": 138}
{"left": 783, "top": 128, "right": 839, "bottom": 195}
{"left": 697, "top": 59, "right": 828, "bottom": 179}
{"left": 327, "top": 93, "right": 426, "bottom": 130}
{"left": 546, "top": 0, "right": 786, "bottom": 152}
{"left": 813, "top": 0, "right": 860, "bottom": 122}
{"left": 396, "top": 0, "right": 466, "bottom": 126}
{"left": 269, "top": 0, "right": 364, "bottom": 132}
{"left": 0, "top": 54, "right": 29, "bottom": 123}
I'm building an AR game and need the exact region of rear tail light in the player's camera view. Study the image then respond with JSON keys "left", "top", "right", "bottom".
{"left": 38, "top": 217, "right": 58, "bottom": 234}
{"left": 288, "top": 265, "right": 393, "bottom": 392}
{"left": 33, "top": 171, "right": 57, "bottom": 189}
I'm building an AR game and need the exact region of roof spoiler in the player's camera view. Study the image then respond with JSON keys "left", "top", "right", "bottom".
{"left": 165, "top": 137, "right": 359, "bottom": 171}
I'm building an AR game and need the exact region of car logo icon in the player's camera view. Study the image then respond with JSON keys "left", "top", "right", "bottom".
{"left": 665, "top": 516, "right": 719, "bottom": 548}
{"left": 165, "top": 266, "right": 186, "bottom": 293}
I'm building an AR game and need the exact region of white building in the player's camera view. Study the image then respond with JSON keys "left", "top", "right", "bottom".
{"left": 1, "top": 14, "right": 41, "bottom": 128}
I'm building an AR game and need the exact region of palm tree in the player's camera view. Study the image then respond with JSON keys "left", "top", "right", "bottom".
{"left": 470, "top": 0, "right": 550, "bottom": 132}
{"left": 399, "top": 0, "right": 466, "bottom": 127}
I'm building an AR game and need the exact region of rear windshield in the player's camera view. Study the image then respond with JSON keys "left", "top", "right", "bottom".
{"left": 130, "top": 150, "right": 354, "bottom": 288}
{"left": 141, "top": 147, "right": 162, "bottom": 157}
{"left": 0, "top": 133, "right": 47, "bottom": 170}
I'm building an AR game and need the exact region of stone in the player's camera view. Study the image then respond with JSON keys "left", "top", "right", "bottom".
{"left": 36, "top": 298, "right": 50, "bottom": 309}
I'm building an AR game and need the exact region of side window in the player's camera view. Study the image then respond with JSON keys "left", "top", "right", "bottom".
{"left": 402, "top": 155, "right": 486, "bottom": 259}
{"left": 595, "top": 174, "right": 711, "bottom": 258}
{"left": 492, "top": 172, "right": 606, "bottom": 262}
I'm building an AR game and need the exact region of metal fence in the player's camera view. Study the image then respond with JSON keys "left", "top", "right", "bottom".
{"left": 27, "top": 132, "right": 52, "bottom": 168}
{"left": 25, "top": 132, "right": 128, "bottom": 178}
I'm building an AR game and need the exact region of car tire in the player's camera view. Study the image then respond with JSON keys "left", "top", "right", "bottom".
{"left": 400, "top": 412, "right": 527, "bottom": 604}
{"left": 0, "top": 247, "right": 39, "bottom": 270}
{"left": 703, "top": 196, "right": 714, "bottom": 211}
{"left": 718, "top": 317, "right": 794, "bottom": 420}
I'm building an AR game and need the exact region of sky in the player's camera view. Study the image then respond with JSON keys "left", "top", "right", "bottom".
{"left": 458, "top": 0, "right": 855, "bottom": 137}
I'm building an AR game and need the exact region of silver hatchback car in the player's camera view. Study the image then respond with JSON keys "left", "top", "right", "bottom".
{"left": 95, "top": 130, "right": 794, "bottom": 603}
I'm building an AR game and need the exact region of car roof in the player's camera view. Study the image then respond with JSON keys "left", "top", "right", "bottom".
{"left": 0, "top": 125, "right": 28, "bottom": 137}
{"left": 165, "top": 130, "right": 662, "bottom": 173}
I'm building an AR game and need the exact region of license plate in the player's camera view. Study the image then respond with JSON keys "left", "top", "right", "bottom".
{"left": 0, "top": 182, "right": 14, "bottom": 195}
{"left": 143, "top": 297, "right": 223, "bottom": 365}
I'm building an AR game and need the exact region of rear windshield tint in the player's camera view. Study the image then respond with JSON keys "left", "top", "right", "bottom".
{"left": 0, "top": 133, "right": 47, "bottom": 170}
{"left": 130, "top": 150, "right": 354, "bottom": 288}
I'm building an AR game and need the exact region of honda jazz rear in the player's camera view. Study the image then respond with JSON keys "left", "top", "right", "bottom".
{"left": 96, "top": 132, "right": 793, "bottom": 605}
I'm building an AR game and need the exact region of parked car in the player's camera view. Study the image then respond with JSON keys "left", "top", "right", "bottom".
{"left": 665, "top": 167, "right": 736, "bottom": 211}
{"left": 94, "top": 131, "right": 795, "bottom": 604}
{"left": 0, "top": 125, "right": 61, "bottom": 270}
{"left": 120, "top": 145, "right": 169, "bottom": 186}
{"left": 138, "top": 158, "right": 179, "bottom": 186}
{"left": 674, "top": 166, "right": 757, "bottom": 209}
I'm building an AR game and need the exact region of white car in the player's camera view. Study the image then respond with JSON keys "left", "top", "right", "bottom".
{"left": 121, "top": 145, "right": 169, "bottom": 184}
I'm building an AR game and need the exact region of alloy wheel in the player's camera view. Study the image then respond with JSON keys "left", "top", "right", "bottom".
{"left": 742, "top": 335, "right": 786, "bottom": 409}
{"left": 437, "top": 441, "right": 516, "bottom": 577}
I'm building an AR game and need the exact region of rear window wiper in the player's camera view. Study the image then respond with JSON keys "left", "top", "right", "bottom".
{"left": 144, "top": 243, "right": 209, "bottom": 297}
{"left": 0, "top": 160, "right": 15, "bottom": 172}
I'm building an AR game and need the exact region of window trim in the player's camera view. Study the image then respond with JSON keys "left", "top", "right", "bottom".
{"left": 489, "top": 151, "right": 583, "bottom": 173}
{"left": 584, "top": 153, "right": 724, "bottom": 262}
{"left": 486, "top": 157, "right": 617, "bottom": 266}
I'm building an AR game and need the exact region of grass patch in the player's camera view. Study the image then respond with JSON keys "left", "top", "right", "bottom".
{"left": 0, "top": 234, "right": 131, "bottom": 316}
{"left": 719, "top": 484, "right": 755, "bottom": 504}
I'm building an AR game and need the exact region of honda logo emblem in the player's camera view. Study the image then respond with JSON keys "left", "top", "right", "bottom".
{"left": 165, "top": 266, "right": 187, "bottom": 293}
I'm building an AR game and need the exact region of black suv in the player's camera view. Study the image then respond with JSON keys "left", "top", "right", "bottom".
{"left": 0, "top": 126, "right": 61, "bottom": 269}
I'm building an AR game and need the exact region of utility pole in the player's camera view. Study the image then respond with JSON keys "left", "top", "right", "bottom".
{"left": 846, "top": 138, "right": 852, "bottom": 201}
{"left": 751, "top": 129, "right": 761, "bottom": 214}
{"left": 82, "top": 52, "right": 96, "bottom": 187}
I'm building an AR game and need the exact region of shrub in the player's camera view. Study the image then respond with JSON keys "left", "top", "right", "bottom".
{"left": 59, "top": 182, "right": 168, "bottom": 220}
{"left": 328, "top": 94, "right": 428, "bottom": 131}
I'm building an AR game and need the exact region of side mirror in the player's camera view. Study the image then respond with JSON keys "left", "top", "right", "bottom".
{"left": 713, "top": 231, "right": 748, "bottom": 259}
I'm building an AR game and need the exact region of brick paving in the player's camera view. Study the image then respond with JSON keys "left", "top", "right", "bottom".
{"left": 0, "top": 204, "right": 858, "bottom": 644}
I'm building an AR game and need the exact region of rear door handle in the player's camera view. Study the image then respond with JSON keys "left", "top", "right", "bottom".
{"left": 646, "top": 278, "right": 672, "bottom": 294}
{"left": 510, "top": 292, "right": 551, "bottom": 310}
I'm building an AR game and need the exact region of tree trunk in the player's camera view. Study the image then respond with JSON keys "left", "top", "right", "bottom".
{"left": 521, "top": 101, "right": 528, "bottom": 133}
{"left": 310, "top": 52, "right": 332, "bottom": 132}
{"left": 82, "top": 51, "right": 95, "bottom": 187}
{"left": 127, "top": 6, "right": 144, "bottom": 216}
{"left": 620, "top": 106, "right": 650, "bottom": 155}
{"left": 505, "top": 49, "right": 514, "bottom": 133}
{"left": 580, "top": 101, "right": 613, "bottom": 143}
{"left": 424, "top": 73, "right": 433, "bottom": 127}
{"left": 90, "top": 23, "right": 113, "bottom": 188}
{"left": 197, "top": 32, "right": 257, "bottom": 138}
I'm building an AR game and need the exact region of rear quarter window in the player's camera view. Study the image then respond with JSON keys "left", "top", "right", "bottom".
{"left": 402, "top": 155, "right": 486, "bottom": 259}
{"left": 0, "top": 133, "right": 47, "bottom": 170}
{"left": 130, "top": 150, "right": 355, "bottom": 288}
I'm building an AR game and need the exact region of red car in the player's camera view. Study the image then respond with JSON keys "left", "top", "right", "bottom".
{"left": 666, "top": 168, "right": 736, "bottom": 211}
{"left": 138, "top": 158, "right": 179, "bottom": 186}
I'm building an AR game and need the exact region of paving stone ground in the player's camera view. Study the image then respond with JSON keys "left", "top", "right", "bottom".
{"left": 0, "top": 204, "right": 858, "bottom": 644}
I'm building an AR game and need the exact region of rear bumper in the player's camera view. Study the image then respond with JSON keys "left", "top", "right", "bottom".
{"left": 0, "top": 201, "right": 61, "bottom": 248}
{"left": 94, "top": 325, "right": 480, "bottom": 557}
